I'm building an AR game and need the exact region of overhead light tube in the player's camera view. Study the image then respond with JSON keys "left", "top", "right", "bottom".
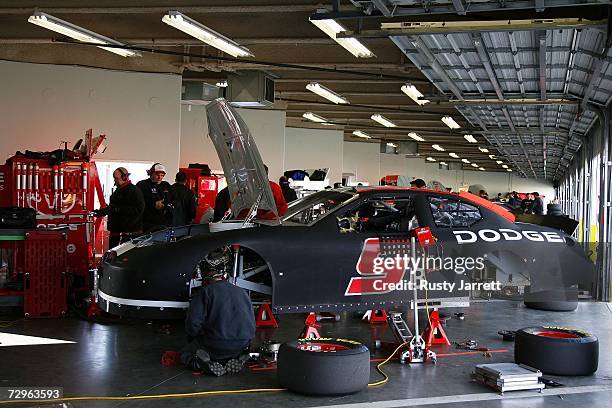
{"left": 162, "top": 11, "right": 253, "bottom": 57}
{"left": 28, "top": 11, "right": 141, "bottom": 57}
{"left": 371, "top": 114, "right": 396, "bottom": 128}
{"left": 309, "top": 17, "right": 374, "bottom": 58}
{"left": 442, "top": 116, "right": 461, "bottom": 129}
{"left": 306, "top": 82, "right": 349, "bottom": 104}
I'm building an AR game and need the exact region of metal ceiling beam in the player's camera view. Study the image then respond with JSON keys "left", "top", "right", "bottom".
{"left": 451, "top": 99, "right": 578, "bottom": 106}
{"left": 314, "top": 0, "right": 609, "bottom": 19}
{"left": 371, "top": 0, "right": 394, "bottom": 17}
{"left": 341, "top": 19, "right": 607, "bottom": 38}
{"left": 452, "top": 0, "right": 467, "bottom": 15}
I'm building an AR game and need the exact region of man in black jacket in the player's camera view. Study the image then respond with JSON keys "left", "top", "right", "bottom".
{"left": 136, "top": 163, "right": 174, "bottom": 232}
{"left": 94, "top": 167, "right": 145, "bottom": 248}
{"left": 180, "top": 249, "right": 255, "bottom": 375}
{"left": 171, "top": 171, "right": 197, "bottom": 226}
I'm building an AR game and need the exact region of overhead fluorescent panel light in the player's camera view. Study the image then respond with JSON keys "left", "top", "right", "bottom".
{"left": 352, "top": 130, "right": 371, "bottom": 139}
{"left": 309, "top": 17, "right": 374, "bottom": 58}
{"left": 408, "top": 132, "right": 425, "bottom": 141}
{"left": 507, "top": 169, "right": 513, "bottom": 172}
{"left": 302, "top": 112, "right": 328, "bottom": 123}
{"left": 442, "top": 116, "right": 461, "bottom": 129}
{"left": 162, "top": 11, "right": 253, "bottom": 57}
{"left": 464, "top": 134, "right": 477, "bottom": 143}
{"left": 479, "top": 167, "right": 486, "bottom": 171}
{"left": 440, "top": 162, "right": 448, "bottom": 166}
{"left": 432, "top": 144, "right": 445, "bottom": 151}
{"left": 387, "top": 142, "right": 398, "bottom": 148}
{"left": 306, "top": 82, "right": 349, "bottom": 104}
{"left": 502, "top": 164, "right": 509, "bottom": 169}
{"left": 489, "top": 154, "right": 496, "bottom": 159}
{"left": 401, "top": 84, "right": 429, "bottom": 105}
{"left": 371, "top": 114, "right": 396, "bottom": 128}
{"left": 28, "top": 11, "right": 140, "bottom": 57}
{"left": 462, "top": 158, "right": 471, "bottom": 164}
{"left": 426, "top": 157, "right": 436, "bottom": 162}
{"left": 471, "top": 163, "right": 479, "bottom": 168}
{"left": 496, "top": 160, "right": 504, "bottom": 164}
{"left": 449, "top": 152, "right": 459, "bottom": 158}
{"left": 478, "top": 147, "right": 489, "bottom": 153}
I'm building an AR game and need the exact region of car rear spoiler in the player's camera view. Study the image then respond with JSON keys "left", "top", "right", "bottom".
{"left": 515, "top": 213, "right": 579, "bottom": 235}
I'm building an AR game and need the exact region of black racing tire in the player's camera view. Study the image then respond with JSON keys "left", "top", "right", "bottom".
{"left": 515, "top": 326, "right": 598, "bottom": 376}
{"left": 277, "top": 338, "right": 370, "bottom": 395}
{"left": 524, "top": 289, "right": 578, "bottom": 312}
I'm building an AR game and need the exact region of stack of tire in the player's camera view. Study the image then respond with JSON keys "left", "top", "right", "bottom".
{"left": 515, "top": 326, "right": 598, "bottom": 376}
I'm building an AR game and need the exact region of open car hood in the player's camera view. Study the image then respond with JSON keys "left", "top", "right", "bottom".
{"left": 205, "top": 98, "right": 278, "bottom": 218}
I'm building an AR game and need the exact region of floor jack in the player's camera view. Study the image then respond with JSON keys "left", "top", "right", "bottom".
{"left": 387, "top": 237, "right": 437, "bottom": 365}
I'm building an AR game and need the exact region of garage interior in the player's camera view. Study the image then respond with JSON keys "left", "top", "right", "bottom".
{"left": 1, "top": 0, "right": 612, "bottom": 407}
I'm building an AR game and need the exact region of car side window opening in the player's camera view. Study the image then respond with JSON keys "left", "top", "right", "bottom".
{"left": 283, "top": 191, "right": 355, "bottom": 225}
{"left": 337, "top": 198, "right": 420, "bottom": 233}
{"left": 428, "top": 196, "right": 481, "bottom": 228}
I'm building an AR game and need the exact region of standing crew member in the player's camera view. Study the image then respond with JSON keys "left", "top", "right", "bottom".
{"left": 531, "top": 192, "right": 544, "bottom": 215}
{"left": 264, "top": 164, "right": 288, "bottom": 217}
{"left": 279, "top": 176, "right": 298, "bottom": 203}
{"left": 180, "top": 250, "right": 255, "bottom": 376}
{"left": 94, "top": 167, "right": 145, "bottom": 248}
{"left": 410, "top": 178, "right": 426, "bottom": 188}
{"left": 171, "top": 171, "right": 197, "bottom": 226}
{"left": 136, "top": 163, "right": 174, "bottom": 232}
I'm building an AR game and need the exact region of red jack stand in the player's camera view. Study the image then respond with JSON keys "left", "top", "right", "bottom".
{"left": 422, "top": 309, "right": 450, "bottom": 346}
{"left": 362, "top": 309, "right": 388, "bottom": 324}
{"left": 299, "top": 313, "right": 321, "bottom": 339}
{"left": 255, "top": 303, "right": 279, "bottom": 328}
{"left": 86, "top": 294, "right": 103, "bottom": 318}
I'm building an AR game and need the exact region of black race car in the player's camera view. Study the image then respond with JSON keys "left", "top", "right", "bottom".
{"left": 96, "top": 99, "right": 595, "bottom": 319}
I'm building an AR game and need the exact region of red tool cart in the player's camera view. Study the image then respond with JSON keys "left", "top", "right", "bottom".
{"left": 0, "top": 129, "right": 107, "bottom": 317}
{"left": 180, "top": 165, "right": 224, "bottom": 223}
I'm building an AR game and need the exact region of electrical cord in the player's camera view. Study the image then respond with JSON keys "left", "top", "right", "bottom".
{"left": 368, "top": 341, "right": 407, "bottom": 387}
{"left": 0, "top": 343, "right": 407, "bottom": 404}
{"left": 0, "top": 387, "right": 287, "bottom": 405}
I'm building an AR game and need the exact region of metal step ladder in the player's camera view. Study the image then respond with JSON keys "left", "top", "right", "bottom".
{"left": 388, "top": 312, "right": 413, "bottom": 343}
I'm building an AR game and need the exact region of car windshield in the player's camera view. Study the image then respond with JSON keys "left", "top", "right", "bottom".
{"left": 282, "top": 190, "right": 356, "bottom": 225}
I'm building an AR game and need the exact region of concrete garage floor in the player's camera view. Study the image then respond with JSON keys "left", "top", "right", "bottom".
{"left": 1, "top": 300, "right": 612, "bottom": 408}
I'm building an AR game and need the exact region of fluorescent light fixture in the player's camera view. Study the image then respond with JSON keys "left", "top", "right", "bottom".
{"left": 479, "top": 167, "right": 486, "bottom": 171}
{"left": 302, "top": 112, "right": 328, "bottom": 123}
{"left": 162, "top": 11, "right": 253, "bottom": 58}
{"left": 479, "top": 147, "right": 489, "bottom": 153}
{"left": 426, "top": 157, "right": 436, "bottom": 162}
{"left": 496, "top": 160, "right": 504, "bottom": 164}
{"left": 309, "top": 18, "right": 374, "bottom": 58}
{"left": 352, "top": 130, "right": 371, "bottom": 139}
{"left": 28, "top": 11, "right": 140, "bottom": 57}
{"left": 408, "top": 132, "right": 425, "bottom": 142}
{"left": 306, "top": 82, "right": 349, "bottom": 104}
{"left": 471, "top": 163, "right": 479, "bottom": 168}
{"left": 507, "top": 169, "right": 513, "bottom": 172}
{"left": 502, "top": 164, "right": 509, "bottom": 169}
{"left": 432, "top": 144, "right": 445, "bottom": 151}
{"left": 401, "top": 83, "right": 429, "bottom": 105}
{"left": 489, "top": 154, "right": 496, "bottom": 159}
{"left": 442, "top": 116, "right": 461, "bottom": 129}
{"left": 440, "top": 162, "right": 448, "bottom": 166}
{"left": 371, "top": 114, "right": 396, "bottom": 128}
{"left": 449, "top": 152, "right": 460, "bottom": 158}
{"left": 462, "top": 159, "right": 471, "bottom": 164}
{"left": 387, "top": 142, "right": 398, "bottom": 148}
{"left": 463, "top": 134, "right": 477, "bottom": 143}
{"left": 216, "top": 80, "right": 228, "bottom": 88}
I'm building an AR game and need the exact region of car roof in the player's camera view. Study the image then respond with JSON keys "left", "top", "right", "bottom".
{"left": 351, "top": 186, "right": 516, "bottom": 223}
